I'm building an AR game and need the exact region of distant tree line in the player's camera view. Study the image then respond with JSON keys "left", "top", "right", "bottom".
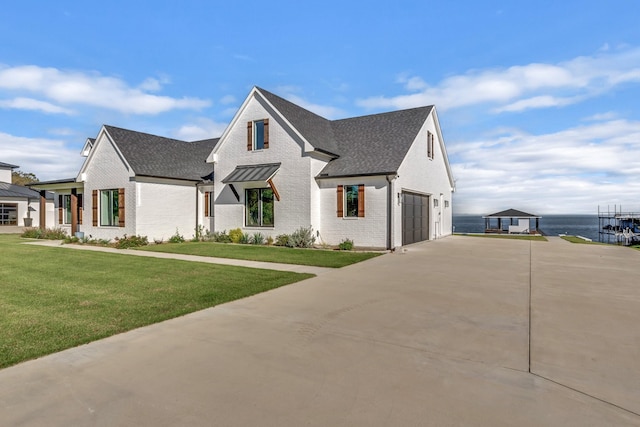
{"left": 12, "top": 170, "right": 39, "bottom": 186}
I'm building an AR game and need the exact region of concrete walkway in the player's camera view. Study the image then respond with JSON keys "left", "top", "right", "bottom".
{"left": 2, "top": 236, "right": 639, "bottom": 426}
{"left": 22, "top": 239, "right": 333, "bottom": 275}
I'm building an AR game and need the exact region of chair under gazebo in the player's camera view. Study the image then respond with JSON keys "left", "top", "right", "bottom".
{"left": 483, "top": 208, "right": 541, "bottom": 234}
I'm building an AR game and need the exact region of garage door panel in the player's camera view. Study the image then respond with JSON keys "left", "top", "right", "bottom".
{"left": 402, "top": 191, "right": 429, "bottom": 245}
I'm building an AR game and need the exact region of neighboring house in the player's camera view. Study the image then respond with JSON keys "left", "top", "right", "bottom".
{"left": 209, "top": 87, "right": 454, "bottom": 248}
{"left": 32, "top": 86, "right": 455, "bottom": 249}
{"left": 0, "top": 162, "right": 54, "bottom": 229}
{"left": 32, "top": 127, "right": 217, "bottom": 241}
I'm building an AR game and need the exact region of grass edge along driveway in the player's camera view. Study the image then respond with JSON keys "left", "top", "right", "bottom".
{"left": 0, "top": 235, "right": 313, "bottom": 369}
{"left": 135, "top": 241, "right": 382, "bottom": 268}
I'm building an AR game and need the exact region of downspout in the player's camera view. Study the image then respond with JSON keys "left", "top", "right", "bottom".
{"left": 195, "top": 183, "right": 199, "bottom": 239}
{"left": 386, "top": 175, "right": 397, "bottom": 251}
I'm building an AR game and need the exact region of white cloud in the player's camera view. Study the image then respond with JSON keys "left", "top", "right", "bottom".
{"left": 220, "top": 94, "right": 236, "bottom": 105}
{"left": 173, "top": 118, "right": 228, "bottom": 141}
{"left": 492, "top": 95, "right": 580, "bottom": 113}
{"left": 357, "top": 47, "right": 640, "bottom": 113}
{"left": 450, "top": 119, "right": 640, "bottom": 214}
{"left": 0, "top": 65, "right": 211, "bottom": 115}
{"left": 0, "top": 97, "right": 75, "bottom": 114}
{"left": 0, "top": 132, "right": 83, "bottom": 180}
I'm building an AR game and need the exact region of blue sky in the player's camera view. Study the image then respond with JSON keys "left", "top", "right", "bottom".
{"left": 1, "top": 1, "right": 639, "bottom": 214}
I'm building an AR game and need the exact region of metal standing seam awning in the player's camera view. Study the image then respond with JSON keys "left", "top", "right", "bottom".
{"left": 221, "top": 163, "right": 281, "bottom": 201}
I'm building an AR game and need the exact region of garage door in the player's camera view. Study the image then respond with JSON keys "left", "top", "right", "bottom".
{"left": 402, "top": 192, "right": 429, "bottom": 245}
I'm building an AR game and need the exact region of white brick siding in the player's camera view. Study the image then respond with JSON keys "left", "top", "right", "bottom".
{"left": 393, "top": 113, "right": 454, "bottom": 247}
{"left": 212, "top": 93, "right": 328, "bottom": 241}
{"left": 80, "top": 131, "right": 136, "bottom": 241}
{"left": 318, "top": 176, "right": 389, "bottom": 248}
{"left": 134, "top": 178, "right": 199, "bottom": 242}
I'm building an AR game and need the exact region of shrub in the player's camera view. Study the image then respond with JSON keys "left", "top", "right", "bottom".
{"left": 212, "top": 230, "right": 232, "bottom": 243}
{"left": 42, "top": 228, "right": 68, "bottom": 240}
{"left": 193, "top": 224, "right": 208, "bottom": 242}
{"left": 266, "top": 235, "right": 274, "bottom": 246}
{"left": 168, "top": 229, "right": 185, "bottom": 243}
{"left": 153, "top": 238, "right": 164, "bottom": 244}
{"left": 274, "top": 234, "right": 290, "bottom": 247}
{"left": 338, "top": 238, "right": 354, "bottom": 251}
{"left": 239, "top": 233, "right": 252, "bottom": 244}
{"left": 252, "top": 232, "right": 264, "bottom": 245}
{"left": 288, "top": 226, "right": 316, "bottom": 248}
{"left": 114, "top": 234, "right": 149, "bottom": 249}
{"left": 229, "top": 228, "right": 244, "bottom": 244}
{"left": 22, "top": 227, "right": 68, "bottom": 240}
{"left": 21, "top": 227, "right": 42, "bottom": 239}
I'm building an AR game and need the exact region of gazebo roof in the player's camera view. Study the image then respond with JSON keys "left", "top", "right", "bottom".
{"left": 483, "top": 208, "right": 541, "bottom": 218}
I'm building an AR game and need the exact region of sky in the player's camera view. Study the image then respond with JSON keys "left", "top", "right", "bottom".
{"left": 1, "top": 0, "right": 639, "bottom": 214}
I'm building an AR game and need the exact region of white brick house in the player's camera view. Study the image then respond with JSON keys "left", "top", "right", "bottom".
{"left": 32, "top": 127, "right": 217, "bottom": 242}
{"left": 33, "top": 86, "right": 454, "bottom": 249}
{"left": 209, "top": 87, "right": 454, "bottom": 248}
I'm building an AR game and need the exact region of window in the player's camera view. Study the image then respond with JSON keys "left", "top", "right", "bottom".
{"left": 247, "top": 119, "right": 269, "bottom": 151}
{"left": 0, "top": 203, "right": 17, "bottom": 225}
{"left": 444, "top": 200, "right": 450, "bottom": 208}
{"left": 433, "top": 198, "right": 439, "bottom": 208}
{"left": 337, "top": 184, "right": 365, "bottom": 218}
{"left": 58, "top": 193, "right": 83, "bottom": 225}
{"left": 100, "top": 189, "right": 120, "bottom": 226}
{"left": 204, "top": 191, "right": 213, "bottom": 217}
{"left": 63, "top": 195, "right": 72, "bottom": 224}
{"left": 427, "top": 131, "right": 435, "bottom": 160}
{"left": 345, "top": 185, "right": 359, "bottom": 217}
{"left": 245, "top": 188, "right": 274, "bottom": 227}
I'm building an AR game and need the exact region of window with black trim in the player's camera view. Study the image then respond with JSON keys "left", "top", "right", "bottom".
{"left": 100, "top": 189, "right": 120, "bottom": 226}
{"left": 245, "top": 188, "right": 274, "bottom": 226}
{"left": 0, "top": 203, "right": 17, "bottom": 225}
{"left": 247, "top": 119, "right": 269, "bottom": 151}
{"left": 337, "top": 184, "right": 365, "bottom": 218}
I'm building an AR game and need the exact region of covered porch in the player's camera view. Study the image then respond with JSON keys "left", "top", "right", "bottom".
{"left": 30, "top": 179, "right": 84, "bottom": 235}
{"left": 483, "top": 208, "right": 541, "bottom": 234}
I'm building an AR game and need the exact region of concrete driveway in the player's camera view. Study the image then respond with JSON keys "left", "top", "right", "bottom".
{"left": 1, "top": 236, "right": 639, "bottom": 426}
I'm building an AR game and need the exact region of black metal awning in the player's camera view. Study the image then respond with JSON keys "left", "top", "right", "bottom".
{"left": 221, "top": 163, "right": 281, "bottom": 183}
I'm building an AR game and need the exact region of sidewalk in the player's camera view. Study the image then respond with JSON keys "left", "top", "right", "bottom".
{"left": 22, "top": 240, "right": 333, "bottom": 276}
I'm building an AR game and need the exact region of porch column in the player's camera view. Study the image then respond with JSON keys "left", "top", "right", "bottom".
{"left": 71, "top": 188, "right": 78, "bottom": 235}
{"left": 39, "top": 191, "right": 47, "bottom": 230}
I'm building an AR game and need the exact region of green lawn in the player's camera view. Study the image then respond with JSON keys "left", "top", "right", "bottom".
{"left": 560, "top": 235, "right": 604, "bottom": 244}
{"left": 135, "top": 242, "right": 382, "bottom": 268}
{"left": 456, "top": 233, "right": 548, "bottom": 241}
{"left": 0, "top": 235, "right": 312, "bottom": 369}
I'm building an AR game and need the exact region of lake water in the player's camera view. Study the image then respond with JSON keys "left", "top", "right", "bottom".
{"left": 453, "top": 214, "right": 600, "bottom": 241}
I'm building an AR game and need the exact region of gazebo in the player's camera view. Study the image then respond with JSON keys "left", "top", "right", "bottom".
{"left": 483, "top": 208, "right": 541, "bottom": 234}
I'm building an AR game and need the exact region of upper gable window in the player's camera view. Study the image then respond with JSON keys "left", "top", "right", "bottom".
{"left": 427, "top": 131, "right": 435, "bottom": 160}
{"left": 247, "top": 119, "right": 269, "bottom": 151}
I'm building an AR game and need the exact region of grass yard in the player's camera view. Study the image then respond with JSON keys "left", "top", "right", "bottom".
{"left": 136, "top": 242, "right": 382, "bottom": 268}
{"left": 560, "top": 235, "right": 604, "bottom": 244}
{"left": 456, "top": 233, "right": 548, "bottom": 241}
{"left": 0, "top": 235, "right": 312, "bottom": 369}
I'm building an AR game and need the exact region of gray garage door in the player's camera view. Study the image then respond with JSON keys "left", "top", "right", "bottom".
{"left": 402, "top": 192, "right": 429, "bottom": 245}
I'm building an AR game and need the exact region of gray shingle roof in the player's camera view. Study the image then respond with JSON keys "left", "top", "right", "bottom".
{"left": 0, "top": 162, "right": 19, "bottom": 169}
{"left": 103, "top": 126, "right": 218, "bottom": 181}
{"left": 0, "top": 182, "right": 47, "bottom": 199}
{"left": 258, "top": 88, "right": 339, "bottom": 155}
{"left": 257, "top": 88, "right": 434, "bottom": 178}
